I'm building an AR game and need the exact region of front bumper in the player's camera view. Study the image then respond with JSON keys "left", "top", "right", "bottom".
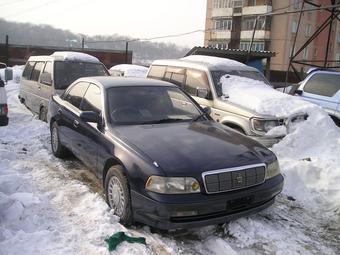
{"left": 0, "top": 115, "right": 8, "bottom": 126}
{"left": 131, "top": 174, "right": 284, "bottom": 230}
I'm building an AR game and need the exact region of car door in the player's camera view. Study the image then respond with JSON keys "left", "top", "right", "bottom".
{"left": 300, "top": 72, "right": 340, "bottom": 115}
{"left": 77, "top": 83, "right": 103, "bottom": 170}
{"left": 29, "top": 61, "right": 45, "bottom": 114}
{"left": 58, "top": 82, "right": 89, "bottom": 156}
{"left": 38, "top": 61, "right": 53, "bottom": 109}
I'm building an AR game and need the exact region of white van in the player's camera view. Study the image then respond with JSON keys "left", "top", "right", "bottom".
{"left": 19, "top": 51, "right": 109, "bottom": 121}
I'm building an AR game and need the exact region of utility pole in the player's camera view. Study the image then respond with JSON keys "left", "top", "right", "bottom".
{"left": 125, "top": 41, "right": 129, "bottom": 64}
{"left": 82, "top": 37, "right": 85, "bottom": 51}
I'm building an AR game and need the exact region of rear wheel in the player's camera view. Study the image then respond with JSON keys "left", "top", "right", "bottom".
{"left": 50, "top": 122, "right": 66, "bottom": 158}
{"left": 39, "top": 106, "right": 47, "bottom": 122}
{"left": 105, "top": 165, "right": 133, "bottom": 226}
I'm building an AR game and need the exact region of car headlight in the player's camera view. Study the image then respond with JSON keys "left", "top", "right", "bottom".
{"left": 266, "top": 160, "right": 280, "bottom": 179}
{"left": 145, "top": 176, "right": 201, "bottom": 194}
{"left": 251, "top": 118, "right": 281, "bottom": 133}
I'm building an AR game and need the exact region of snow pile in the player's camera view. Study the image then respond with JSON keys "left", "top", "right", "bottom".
{"left": 220, "top": 74, "right": 318, "bottom": 117}
{"left": 110, "top": 64, "right": 148, "bottom": 78}
{"left": 181, "top": 55, "right": 246, "bottom": 67}
{"left": 51, "top": 51, "right": 100, "bottom": 63}
{"left": 272, "top": 108, "right": 340, "bottom": 210}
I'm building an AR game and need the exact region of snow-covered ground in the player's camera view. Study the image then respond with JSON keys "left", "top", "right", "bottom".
{"left": 0, "top": 74, "right": 339, "bottom": 254}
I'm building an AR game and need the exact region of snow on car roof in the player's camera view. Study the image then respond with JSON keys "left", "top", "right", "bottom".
{"left": 110, "top": 64, "right": 148, "bottom": 78}
{"left": 50, "top": 51, "right": 100, "bottom": 63}
{"left": 181, "top": 55, "right": 246, "bottom": 67}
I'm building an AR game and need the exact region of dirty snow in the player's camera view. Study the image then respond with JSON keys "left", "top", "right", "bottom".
{"left": 110, "top": 64, "right": 148, "bottom": 78}
{"left": 0, "top": 73, "right": 339, "bottom": 254}
{"left": 51, "top": 51, "right": 100, "bottom": 63}
{"left": 220, "top": 75, "right": 319, "bottom": 118}
{"left": 181, "top": 55, "right": 246, "bottom": 67}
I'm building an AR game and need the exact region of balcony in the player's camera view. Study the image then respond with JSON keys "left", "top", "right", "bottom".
{"left": 212, "top": 8, "right": 233, "bottom": 18}
{"left": 240, "top": 30, "right": 270, "bottom": 40}
{"left": 242, "top": 5, "right": 272, "bottom": 15}
{"left": 211, "top": 31, "right": 232, "bottom": 40}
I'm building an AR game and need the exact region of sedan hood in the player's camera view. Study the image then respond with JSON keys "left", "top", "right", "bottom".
{"left": 114, "top": 121, "right": 274, "bottom": 175}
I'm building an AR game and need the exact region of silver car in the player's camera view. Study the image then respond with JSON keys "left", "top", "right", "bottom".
{"left": 147, "top": 55, "right": 307, "bottom": 147}
{"left": 295, "top": 70, "right": 340, "bottom": 127}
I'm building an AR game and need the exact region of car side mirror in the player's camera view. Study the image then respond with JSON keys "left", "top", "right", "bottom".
{"left": 80, "top": 111, "right": 99, "bottom": 123}
{"left": 295, "top": 89, "right": 303, "bottom": 96}
{"left": 196, "top": 87, "right": 210, "bottom": 99}
{"left": 203, "top": 106, "right": 211, "bottom": 115}
{"left": 40, "top": 73, "right": 52, "bottom": 86}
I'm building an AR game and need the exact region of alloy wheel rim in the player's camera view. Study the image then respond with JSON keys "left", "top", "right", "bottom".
{"left": 108, "top": 176, "right": 125, "bottom": 217}
{"left": 52, "top": 126, "right": 59, "bottom": 152}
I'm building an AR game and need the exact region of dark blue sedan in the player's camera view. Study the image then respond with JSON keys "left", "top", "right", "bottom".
{"left": 48, "top": 77, "right": 283, "bottom": 230}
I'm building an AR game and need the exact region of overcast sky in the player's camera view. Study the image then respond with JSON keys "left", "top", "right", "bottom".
{"left": 0, "top": 0, "right": 207, "bottom": 48}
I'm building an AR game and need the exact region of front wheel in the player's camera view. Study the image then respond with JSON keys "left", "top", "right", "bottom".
{"left": 105, "top": 165, "right": 133, "bottom": 226}
{"left": 50, "top": 122, "right": 66, "bottom": 158}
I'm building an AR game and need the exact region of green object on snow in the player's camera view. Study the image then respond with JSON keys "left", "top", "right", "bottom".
{"left": 105, "top": 231, "right": 146, "bottom": 251}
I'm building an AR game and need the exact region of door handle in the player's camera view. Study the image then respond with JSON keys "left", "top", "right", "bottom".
{"left": 57, "top": 108, "right": 62, "bottom": 115}
{"left": 214, "top": 113, "right": 221, "bottom": 117}
{"left": 73, "top": 120, "right": 79, "bottom": 128}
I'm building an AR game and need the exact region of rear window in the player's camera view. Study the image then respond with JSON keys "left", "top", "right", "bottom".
{"left": 54, "top": 61, "right": 108, "bottom": 90}
{"left": 304, "top": 73, "right": 340, "bottom": 97}
{"left": 147, "top": 65, "right": 166, "bottom": 79}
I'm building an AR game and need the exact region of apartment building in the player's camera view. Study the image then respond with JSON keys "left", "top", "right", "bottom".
{"left": 204, "top": 0, "right": 340, "bottom": 79}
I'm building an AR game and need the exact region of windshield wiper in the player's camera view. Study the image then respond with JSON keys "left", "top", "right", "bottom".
{"left": 140, "top": 118, "right": 186, "bottom": 125}
{"left": 191, "top": 113, "right": 207, "bottom": 122}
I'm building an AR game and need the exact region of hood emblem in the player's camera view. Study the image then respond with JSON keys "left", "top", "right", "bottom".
{"left": 236, "top": 175, "right": 243, "bottom": 184}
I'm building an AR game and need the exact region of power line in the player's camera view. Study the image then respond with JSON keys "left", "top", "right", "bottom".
{"left": 3, "top": 0, "right": 60, "bottom": 19}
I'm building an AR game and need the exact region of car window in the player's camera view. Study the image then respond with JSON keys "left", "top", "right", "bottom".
{"left": 147, "top": 65, "right": 166, "bottom": 79}
{"left": 40, "top": 61, "right": 53, "bottom": 86}
{"left": 22, "top": 61, "right": 35, "bottom": 80}
{"left": 54, "top": 62, "right": 109, "bottom": 90}
{"left": 31, "top": 62, "right": 45, "bottom": 82}
{"left": 80, "top": 84, "right": 102, "bottom": 114}
{"left": 64, "top": 82, "right": 89, "bottom": 109}
{"left": 164, "top": 67, "right": 186, "bottom": 87}
{"left": 185, "top": 69, "right": 210, "bottom": 97}
{"left": 304, "top": 73, "right": 340, "bottom": 97}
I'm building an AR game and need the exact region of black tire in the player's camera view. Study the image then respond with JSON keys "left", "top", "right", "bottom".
{"left": 39, "top": 106, "right": 47, "bottom": 122}
{"left": 50, "top": 121, "right": 66, "bottom": 158}
{"left": 105, "top": 165, "right": 133, "bottom": 226}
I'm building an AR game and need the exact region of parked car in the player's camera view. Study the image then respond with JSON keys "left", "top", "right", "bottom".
{"left": 48, "top": 76, "right": 284, "bottom": 230}
{"left": 0, "top": 63, "right": 8, "bottom": 126}
{"left": 295, "top": 69, "right": 340, "bottom": 127}
{"left": 147, "top": 55, "right": 308, "bottom": 147}
{"left": 19, "top": 51, "right": 109, "bottom": 121}
{"left": 109, "top": 64, "right": 148, "bottom": 78}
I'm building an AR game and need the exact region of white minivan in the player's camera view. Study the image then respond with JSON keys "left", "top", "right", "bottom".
{"left": 19, "top": 51, "right": 109, "bottom": 121}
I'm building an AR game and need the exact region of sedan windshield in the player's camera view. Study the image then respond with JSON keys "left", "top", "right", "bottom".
{"left": 54, "top": 61, "right": 109, "bottom": 90}
{"left": 107, "top": 86, "right": 202, "bottom": 125}
{"left": 211, "top": 70, "right": 270, "bottom": 96}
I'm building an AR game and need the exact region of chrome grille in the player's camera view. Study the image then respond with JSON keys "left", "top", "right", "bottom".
{"left": 203, "top": 164, "right": 266, "bottom": 194}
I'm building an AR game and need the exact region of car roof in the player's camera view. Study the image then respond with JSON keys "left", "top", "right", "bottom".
{"left": 77, "top": 76, "right": 177, "bottom": 89}
{"left": 152, "top": 56, "right": 258, "bottom": 72}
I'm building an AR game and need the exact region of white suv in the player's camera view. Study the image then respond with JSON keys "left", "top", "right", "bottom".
{"left": 295, "top": 70, "right": 340, "bottom": 127}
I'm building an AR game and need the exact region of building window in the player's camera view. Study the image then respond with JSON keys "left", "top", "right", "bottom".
{"left": 247, "top": 0, "right": 256, "bottom": 6}
{"left": 336, "top": 53, "right": 340, "bottom": 62}
{"left": 214, "top": 19, "right": 233, "bottom": 30}
{"left": 293, "top": 0, "right": 300, "bottom": 9}
{"left": 303, "top": 48, "right": 309, "bottom": 60}
{"left": 233, "top": 0, "right": 244, "bottom": 7}
{"left": 242, "top": 17, "right": 265, "bottom": 30}
{"left": 337, "top": 32, "right": 340, "bottom": 43}
{"left": 240, "top": 41, "right": 265, "bottom": 51}
{"left": 292, "top": 20, "right": 298, "bottom": 33}
{"left": 305, "top": 24, "right": 312, "bottom": 37}
{"left": 213, "top": 0, "right": 232, "bottom": 8}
